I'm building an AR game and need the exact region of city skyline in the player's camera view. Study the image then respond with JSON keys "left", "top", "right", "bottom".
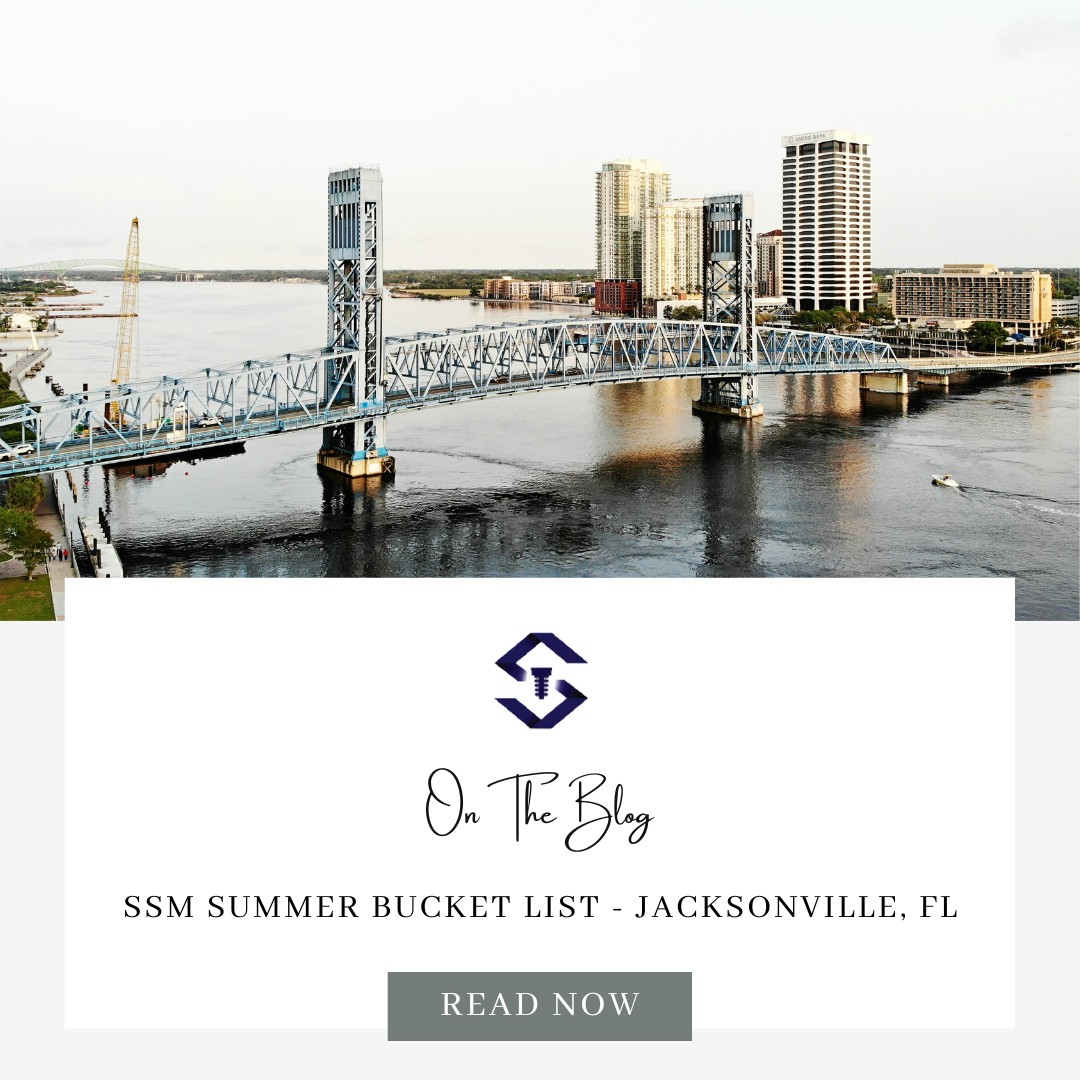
{"left": 1, "top": 0, "right": 1076, "bottom": 270}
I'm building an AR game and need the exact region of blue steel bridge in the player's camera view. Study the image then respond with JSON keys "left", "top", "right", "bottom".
{"left": 0, "top": 317, "right": 898, "bottom": 480}
{"left": 3, "top": 170, "right": 907, "bottom": 481}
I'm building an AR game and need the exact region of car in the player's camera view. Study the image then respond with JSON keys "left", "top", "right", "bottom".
{"left": 13, "top": 444, "right": 34, "bottom": 456}
{"left": 196, "top": 416, "right": 224, "bottom": 427}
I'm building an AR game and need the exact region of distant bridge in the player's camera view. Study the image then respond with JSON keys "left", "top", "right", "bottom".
{"left": 0, "top": 318, "right": 898, "bottom": 478}
{"left": 0, "top": 258, "right": 182, "bottom": 278}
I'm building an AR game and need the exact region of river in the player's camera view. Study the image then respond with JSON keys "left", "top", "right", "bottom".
{"left": 34, "top": 281, "right": 1079, "bottom": 619}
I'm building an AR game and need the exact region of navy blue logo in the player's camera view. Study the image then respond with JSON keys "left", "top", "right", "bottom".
{"left": 495, "top": 633, "right": 587, "bottom": 729}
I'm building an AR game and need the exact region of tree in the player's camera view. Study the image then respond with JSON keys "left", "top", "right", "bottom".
{"left": 0, "top": 507, "right": 51, "bottom": 580}
{"left": 6, "top": 521, "right": 53, "bottom": 580}
{"left": 790, "top": 306, "right": 863, "bottom": 332}
{"left": 790, "top": 309, "right": 834, "bottom": 330}
{"left": 966, "top": 321, "right": 1008, "bottom": 353}
{"left": 5, "top": 476, "right": 46, "bottom": 514}
{"left": 830, "top": 306, "right": 861, "bottom": 331}
{"left": 666, "top": 305, "right": 702, "bottom": 321}
{"left": 1039, "top": 325, "right": 1063, "bottom": 351}
{"left": 0, "top": 506, "right": 31, "bottom": 549}
{"left": 1049, "top": 270, "right": 1078, "bottom": 298}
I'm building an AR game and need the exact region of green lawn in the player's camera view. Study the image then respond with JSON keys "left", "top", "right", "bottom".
{"left": 0, "top": 575, "right": 55, "bottom": 620}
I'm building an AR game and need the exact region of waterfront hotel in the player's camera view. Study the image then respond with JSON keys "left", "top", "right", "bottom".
{"left": 893, "top": 266, "right": 1053, "bottom": 337}
{"left": 782, "top": 129, "right": 873, "bottom": 311}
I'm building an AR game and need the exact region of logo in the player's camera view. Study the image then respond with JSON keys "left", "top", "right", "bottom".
{"left": 495, "top": 633, "right": 587, "bottom": 729}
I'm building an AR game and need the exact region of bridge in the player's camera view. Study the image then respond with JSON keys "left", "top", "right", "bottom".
{"left": 1, "top": 165, "right": 1070, "bottom": 483}
{"left": 0, "top": 258, "right": 182, "bottom": 278}
{"left": 0, "top": 319, "right": 900, "bottom": 479}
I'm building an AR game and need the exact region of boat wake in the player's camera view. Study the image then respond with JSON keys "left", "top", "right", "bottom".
{"left": 957, "top": 486, "right": 1080, "bottom": 525}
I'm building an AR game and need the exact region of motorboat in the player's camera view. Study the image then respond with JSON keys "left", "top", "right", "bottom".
{"left": 932, "top": 474, "right": 960, "bottom": 488}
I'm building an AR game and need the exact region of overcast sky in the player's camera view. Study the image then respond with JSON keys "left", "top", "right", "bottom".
{"left": 3, "top": 0, "right": 1077, "bottom": 270}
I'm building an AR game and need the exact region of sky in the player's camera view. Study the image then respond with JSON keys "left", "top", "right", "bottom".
{"left": 2, "top": 0, "right": 1077, "bottom": 270}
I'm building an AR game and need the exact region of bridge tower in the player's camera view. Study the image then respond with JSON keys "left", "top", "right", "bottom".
{"left": 318, "top": 164, "right": 395, "bottom": 479}
{"left": 694, "top": 192, "right": 763, "bottom": 419}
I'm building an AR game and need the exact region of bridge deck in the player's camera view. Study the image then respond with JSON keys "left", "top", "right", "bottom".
{"left": 902, "top": 355, "right": 1079, "bottom": 376}
{"left": 7, "top": 319, "right": 1065, "bottom": 481}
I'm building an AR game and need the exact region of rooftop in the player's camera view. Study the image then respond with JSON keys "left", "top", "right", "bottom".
{"left": 781, "top": 129, "right": 872, "bottom": 146}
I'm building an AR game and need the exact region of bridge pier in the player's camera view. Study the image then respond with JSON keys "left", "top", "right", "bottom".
{"left": 317, "top": 418, "right": 395, "bottom": 479}
{"left": 860, "top": 371, "right": 909, "bottom": 395}
{"left": 915, "top": 371, "right": 950, "bottom": 389}
{"left": 693, "top": 375, "right": 763, "bottom": 419}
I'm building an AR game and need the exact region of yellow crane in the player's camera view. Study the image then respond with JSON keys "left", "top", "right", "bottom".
{"left": 108, "top": 217, "right": 139, "bottom": 422}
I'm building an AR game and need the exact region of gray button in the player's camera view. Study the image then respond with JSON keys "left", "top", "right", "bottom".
{"left": 388, "top": 972, "right": 691, "bottom": 1041}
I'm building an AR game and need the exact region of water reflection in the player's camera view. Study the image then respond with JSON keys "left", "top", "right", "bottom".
{"left": 698, "top": 415, "right": 764, "bottom": 576}
{"left": 318, "top": 469, "right": 392, "bottom": 577}
{"left": 596, "top": 379, "right": 698, "bottom": 465}
{"left": 778, "top": 372, "right": 863, "bottom": 419}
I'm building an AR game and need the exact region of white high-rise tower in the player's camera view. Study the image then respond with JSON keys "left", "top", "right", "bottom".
{"left": 781, "top": 130, "right": 872, "bottom": 311}
{"left": 642, "top": 198, "right": 704, "bottom": 300}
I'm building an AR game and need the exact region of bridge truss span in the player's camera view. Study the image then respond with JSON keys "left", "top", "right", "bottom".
{"left": 0, "top": 320, "right": 897, "bottom": 479}
{"left": 754, "top": 325, "right": 898, "bottom": 372}
{"left": 382, "top": 317, "right": 898, "bottom": 408}
{"left": 0, "top": 346, "right": 371, "bottom": 479}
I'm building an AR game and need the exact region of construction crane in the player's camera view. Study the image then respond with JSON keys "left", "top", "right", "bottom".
{"left": 108, "top": 217, "right": 139, "bottom": 422}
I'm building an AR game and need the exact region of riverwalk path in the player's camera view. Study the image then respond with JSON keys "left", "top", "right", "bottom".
{"left": 3, "top": 344, "right": 52, "bottom": 398}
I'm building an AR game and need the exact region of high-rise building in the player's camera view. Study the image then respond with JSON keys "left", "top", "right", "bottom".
{"left": 595, "top": 158, "right": 670, "bottom": 313}
{"left": 756, "top": 229, "right": 784, "bottom": 298}
{"left": 642, "top": 198, "right": 704, "bottom": 300}
{"left": 781, "top": 129, "right": 872, "bottom": 311}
